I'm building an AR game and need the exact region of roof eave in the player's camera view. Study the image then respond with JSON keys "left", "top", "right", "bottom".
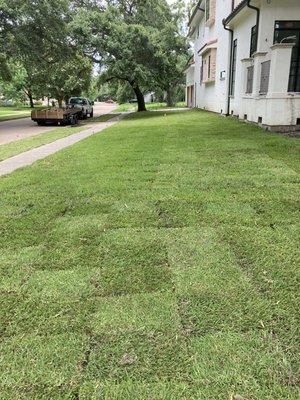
{"left": 223, "top": 0, "right": 248, "bottom": 25}
{"left": 188, "top": 1, "right": 205, "bottom": 27}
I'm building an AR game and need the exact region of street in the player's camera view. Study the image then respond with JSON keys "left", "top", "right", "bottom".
{"left": 0, "top": 102, "right": 117, "bottom": 145}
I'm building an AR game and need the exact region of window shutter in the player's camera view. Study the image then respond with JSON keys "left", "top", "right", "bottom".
{"left": 210, "top": 48, "right": 217, "bottom": 80}
{"left": 202, "top": 49, "right": 217, "bottom": 83}
{"left": 260, "top": 61, "right": 271, "bottom": 94}
{"left": 246, "top": 66, "right": 254, "bottom": 94}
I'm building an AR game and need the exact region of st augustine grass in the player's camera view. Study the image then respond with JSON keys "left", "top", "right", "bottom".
{"left": 0, "top": 110, "right": 299, "bottom": 399}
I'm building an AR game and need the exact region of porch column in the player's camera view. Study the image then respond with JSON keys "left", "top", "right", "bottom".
{"left": 268, "top": 43, "right": 294, "bottom": 96}
{"left": 252, "top": 52, "right": 268, "bottom": 96}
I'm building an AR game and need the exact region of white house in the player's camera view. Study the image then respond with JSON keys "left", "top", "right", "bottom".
{"left": 186, "top": 0, "right": 300, "bottom": 132}
{"left": 186, "top": 0, "right": 232, "bottom": 114}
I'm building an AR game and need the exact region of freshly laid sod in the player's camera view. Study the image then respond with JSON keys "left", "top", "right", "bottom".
{"left": 0, "top": 113, "right": 120, "bottom": 161}
{"left": 0, "top": 110, "right": 299, "bottom": 399}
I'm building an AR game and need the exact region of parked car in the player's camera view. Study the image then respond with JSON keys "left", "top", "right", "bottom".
{"left": 68, "top": 97, "right": 94, "bottom": 118}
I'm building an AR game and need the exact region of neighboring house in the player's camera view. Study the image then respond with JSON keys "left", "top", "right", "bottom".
{"left": 186, "top": 0, "right": 300, "bottom": 131}
{"left": 186, "top": 0, "right": 232, "bottom": 114}
{"left": 144, "top": 92, "right": 155, "bottom": 103}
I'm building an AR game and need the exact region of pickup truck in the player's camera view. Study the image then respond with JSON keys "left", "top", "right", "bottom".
{"left": 31, "top": 97, "right": 95, "bottom": 126}
{"left": 69, "top": 97, "right": 94, "bottom": 119}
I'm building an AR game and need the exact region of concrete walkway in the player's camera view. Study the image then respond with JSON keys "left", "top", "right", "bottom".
{"left": 0, "top": 114, "right": 122, "bottom": 177}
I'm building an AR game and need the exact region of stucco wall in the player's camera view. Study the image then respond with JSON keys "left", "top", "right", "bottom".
{"left": 230, "top": 0, "right": 300, "bottom": 126}
{"left": 192, "top": 0, "right": 231, "bottom": 113}
{"left": 186, "top": 0, "right": 300, "bottom": 127}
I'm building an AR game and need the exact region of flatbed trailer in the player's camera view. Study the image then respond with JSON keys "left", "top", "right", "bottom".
{"left": 31, "top": 107, "right": 82, "bottom": 126}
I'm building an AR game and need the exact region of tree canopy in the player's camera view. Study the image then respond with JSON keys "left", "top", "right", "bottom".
{"left": 0, "top": 0, "right": 189, "bottom": 110}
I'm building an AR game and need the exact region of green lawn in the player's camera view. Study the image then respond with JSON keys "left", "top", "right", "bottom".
{"left": 115, "top": 101, "right": 186, "bottom": 112}
{"left": 0, "top": 113, "right": 120, "bottom": 161}
{"left": 0, "top": 110, "right": 299, "bottom": 399}
{"left": 0, "top": 106, "right": 44, "bottom": 122}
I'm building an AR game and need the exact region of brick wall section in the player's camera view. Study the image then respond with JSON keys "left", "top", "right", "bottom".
{"left": 206, "top": 0, "right": 216, "bottom": 27}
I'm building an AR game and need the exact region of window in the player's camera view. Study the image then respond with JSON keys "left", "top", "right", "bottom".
{"left": 250, "top": 25, "right": 257, "bottom": 57}
{"left": 246, "top": 65, "right": 254, "bottom": 94}
{"left": 274, "top": 21, "right": 300, "bottom": 92}
{"left": 230, "top": 39, "right": 237, "bottom": 96}
{"left": 202, "top": 49, "right": 216, "bottom": 83}
{"left": 205, "top": 0, "right": 210, "bottom": 21}
{"left": 200, "top": 60, "right": 204, "bottom": 83}
{"left": 260, "top": 60, "right": 271, "bottom": 94}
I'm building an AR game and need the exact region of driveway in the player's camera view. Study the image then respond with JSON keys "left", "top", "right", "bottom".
{"left": 0, "top": 102, "right": 117, "bottom": 145}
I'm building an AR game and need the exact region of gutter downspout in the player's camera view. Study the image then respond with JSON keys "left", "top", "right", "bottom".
{"left": 222, "top": 20, "right": 234, "bottom": 116}
{"left": 247, "top": 0, "right": 260, "bottom": 51}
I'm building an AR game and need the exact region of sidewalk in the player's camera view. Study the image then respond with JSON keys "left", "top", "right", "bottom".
{"left": 0, "top": 114, "right": 122, "bottom": 177}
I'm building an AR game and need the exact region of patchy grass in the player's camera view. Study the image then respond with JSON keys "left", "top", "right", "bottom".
{"left": 0, "top": 110, "right": 299, "bottom": 399}
{"left": 115, "top": 101, "right": 186, "bottom": 112}
{"left": 0, "top": 113, "right": 119, "bottom": 161}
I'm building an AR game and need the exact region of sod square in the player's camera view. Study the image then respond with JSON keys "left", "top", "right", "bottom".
{"left": 203, "top": 200, "right": 258, "bottom": 226}
{"left": 39, "top": 243, "right": 101, "bottom": 270}
{"left": 91, "top": 262, "right": 172, "bottom": 296}
{"left": 249, "top": 195, "right": 300, "bottom": 226}
{"left": 166, "top": 227, "right": 251, "bottom": 294}
{"left": 38, "top": 215, "right": 109, "bottom": 270}
{"left": 0, "top": 333, "right": 88, "bottom": 388}
{"left": 22, "top": 268, "right": 97, "bottom": 298}
{"left": 0, "top": 294, "right": 20, "bottom": 337}
{"left": 0, "top": 246, "right": 42, "bottom": 292}
{"left": 0, "top": 385, "right": 78, "bottom": 400}
{"left": 5, "top": 294, "right": 94, "bottom": 336}
{"left": 155, "top": 200, "right": 205, "bottom": 228}
{"left": 107, "top": 200, "right": 159, "bottom": 228}
{"left": 179, "top": 291, "right": 273, "bottom": 336}
{"left": 79, "top": 379, "right": 191, "bottom": 399}
{"left": 189, "top": 331, "right": 298, "bottom": 400}
{"left": 90, "top": 291, "right": 180, "bottom": 335}
{"left": 85, "top": 331, "right": 189, "bottom": 382}
{"left": 47, "top": 215, "right": 109, "bottom": 247}
{"left": 90, "top": 229, "right": 172, "bottom": 296}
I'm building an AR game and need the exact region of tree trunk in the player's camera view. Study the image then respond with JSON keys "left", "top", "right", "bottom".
{"left": 131, "top": 83, "right": 146, "bottom": 112}
{"left": 28, "top": 90, "right": 34, "bottom": 108}
{"left": 166, "top": 87, "right": 175, "bottom": 108}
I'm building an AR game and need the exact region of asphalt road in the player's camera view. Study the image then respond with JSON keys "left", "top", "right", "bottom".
{"left": 0, "top": 102, "right": 117, "bottom": 145}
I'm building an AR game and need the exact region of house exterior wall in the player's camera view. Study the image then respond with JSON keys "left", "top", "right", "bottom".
{"left": 187, "top": 0, "right": 232, "bottom": 113}
{"left": 185, "top": 64, "right": 196, "bottom": 107}
{"left": 229, "top": 0, "right": 300, "bottom": 128}
{"left": 186, "top": 0, "right": 300, "bottom": 130}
